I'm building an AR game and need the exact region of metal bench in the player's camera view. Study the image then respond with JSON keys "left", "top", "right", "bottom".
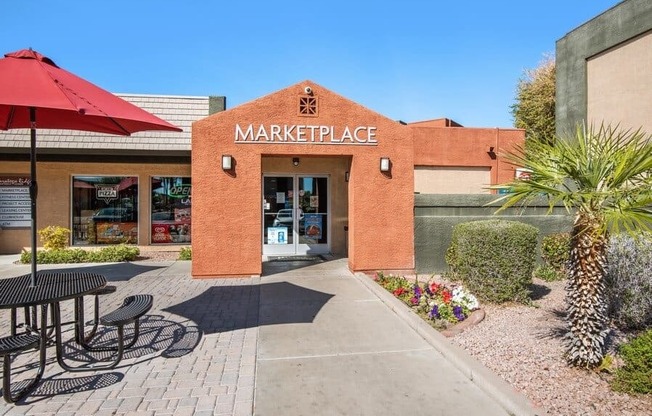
{"left": 60, "top": 294, "right": 153, "bottom": 372}
{"left": 100, "top": 294, "right": 153, "bottom": 347}
{"left": 0, "top": 334, "right": 43, "bottom": 403}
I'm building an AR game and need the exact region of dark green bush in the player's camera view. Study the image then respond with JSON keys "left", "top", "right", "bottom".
{"left": 446, "top": 219, "right": 538, "bottom": 303}
{"left": 606, "top": 233, "right": 652, "bottom": 330}
{"left": 540, "top": 232, "right": 570, "bottom": 279}
{"left": 178, "top": 247, "right": 192, "bottom": 260}
{"left": 20, "top": 244, "right": 139, "bottom": 264}
{"left": 612, "top": 329, "right": 652, "bottom": 394}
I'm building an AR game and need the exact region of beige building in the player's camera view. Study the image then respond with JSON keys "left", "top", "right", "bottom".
{"left": 0, "top": 94, "right": 222, "bottom": 253}
{"left": 556, "top": 0, "right": 652, "bottom": 135}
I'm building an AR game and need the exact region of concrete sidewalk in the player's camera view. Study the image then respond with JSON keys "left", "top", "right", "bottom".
{"left": 0, "top": 256, "right": 538, "bottom": 415}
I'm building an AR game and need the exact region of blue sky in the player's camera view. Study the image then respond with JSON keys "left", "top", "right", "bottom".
{"left": 2, "top": 1, "right": 619, "bottom": 128}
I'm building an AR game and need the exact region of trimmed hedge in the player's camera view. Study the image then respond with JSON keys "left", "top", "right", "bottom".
{"left": 20, "top": 244, "right": 140, "bottom": 264}
{"left": 446, "top": 219, "right": 538, "bottom": 303}
{"left": 606, "top": 233, "right": 652, "bottom": 330}
{"left": 541, "top": 232, "right": 570, "bottom": 279}
{"left": 533, "top": 232, "right": 571, "bottom": 282}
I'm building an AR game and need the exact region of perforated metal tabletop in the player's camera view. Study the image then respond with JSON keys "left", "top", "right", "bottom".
{"left": 0, "top": 272, "right": 106, "bottom": 309}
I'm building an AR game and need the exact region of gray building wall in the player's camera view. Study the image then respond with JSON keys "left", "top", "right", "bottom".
{"left": 556, "top": 0, "right": 652, "bottom": 136}
{"left": 414, "top": 194, "right": 572, "bottom": 274}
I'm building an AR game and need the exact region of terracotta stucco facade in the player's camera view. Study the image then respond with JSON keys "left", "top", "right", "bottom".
{"left": 191, "top": 81, "right": 415, "bottom": 277}
{"left": 412, "top": 126, "right": 523, "bottom": 188}
{"left": 1, "top": 84, "right": 524, "bottom": 272}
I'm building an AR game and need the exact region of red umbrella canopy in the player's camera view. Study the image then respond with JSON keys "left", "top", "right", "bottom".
{"left": 0, "top": 48, "right": 182, "bottom": 287}
{"left": 0, "top": 49, "right": 181, "bottom": 134}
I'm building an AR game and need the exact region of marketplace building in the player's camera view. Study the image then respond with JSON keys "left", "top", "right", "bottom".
{"left": 0, "top": 81, "right": 524, "bottom": 277}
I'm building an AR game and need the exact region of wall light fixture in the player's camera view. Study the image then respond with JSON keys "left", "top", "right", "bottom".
{"left": 380, "top": 157, "right": 391, "bottom": 173}
{"left": 222, "top": 155, "right": 233, "bottom": 171}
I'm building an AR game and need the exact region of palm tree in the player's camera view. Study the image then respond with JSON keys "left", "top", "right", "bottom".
{"left": 493, "top": 124, "right": 652, "bottom": 368}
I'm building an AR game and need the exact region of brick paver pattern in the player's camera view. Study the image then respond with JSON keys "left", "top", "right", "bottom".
{"left": 0, "top": 265, "right": 258, "bottom": 416}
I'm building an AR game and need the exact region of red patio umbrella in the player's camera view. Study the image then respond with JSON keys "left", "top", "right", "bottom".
{"left": 0, "top": 48, "right": 182, "bottom": 286}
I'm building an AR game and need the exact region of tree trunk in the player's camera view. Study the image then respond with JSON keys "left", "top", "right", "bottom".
{"left": 566, "top": 209, "right": 609, "bottom": 368}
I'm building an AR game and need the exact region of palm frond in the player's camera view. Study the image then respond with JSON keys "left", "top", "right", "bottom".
{"left": 491, "top": 123, "right": 652, "bottom": 234}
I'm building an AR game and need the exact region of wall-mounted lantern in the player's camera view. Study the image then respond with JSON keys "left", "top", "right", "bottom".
{"left": 380, "top": 157, "right": 391, "bottom": 173}
{"left": 222, "top": 155, "right": 233, "bottom": 171}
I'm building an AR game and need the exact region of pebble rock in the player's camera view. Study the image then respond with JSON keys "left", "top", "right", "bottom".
{"left": 450, "top": 278, "right": 652, "bottom": 416}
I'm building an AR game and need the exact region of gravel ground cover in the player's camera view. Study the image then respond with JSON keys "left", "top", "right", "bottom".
{"left": 450, "top": 278, "right": 652, "bottom": 416}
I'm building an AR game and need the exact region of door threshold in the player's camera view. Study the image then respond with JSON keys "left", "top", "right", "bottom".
{"left": 264, "top": 255, "right": 328, "bottom": 262}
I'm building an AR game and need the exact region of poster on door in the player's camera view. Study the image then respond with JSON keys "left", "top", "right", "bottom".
{"left": 268, "top": 227, "right": 288, "bottom": 244}
{"left": 303, "top": 214, "right": 322, "bottom": 240}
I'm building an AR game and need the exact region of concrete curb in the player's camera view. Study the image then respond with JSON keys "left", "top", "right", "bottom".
{"left": 355, "top": 272, "right": 543, "bottom": 416}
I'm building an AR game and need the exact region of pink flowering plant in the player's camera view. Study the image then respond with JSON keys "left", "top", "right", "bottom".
{"left": 373, "top": 271, "right": 479, "bottom": 329}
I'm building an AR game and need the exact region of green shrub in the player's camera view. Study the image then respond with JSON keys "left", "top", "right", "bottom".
{"left": 446, "top": 219, "right": 538, "bottom": 303}
{"left": 533, "top": 264, "right": 559, "bottom": 282}
{"left": 20, "top": 244, "right": 139, "bottom": 264}
{"left": 21, "top": 248, "right": 89, "bottom": 264}
{"left": 540, "top": 232, "right": 570, "bottom": 279}
{"left": 38, "top": 225, "right": 71, "bottom": 250}
{"left": 178, "top": 247, "right": 192, "bottom": 260}
{"left": 612, "top": 329, "right": 652, "bottom": 394}
{"left": 19, "top": 250, "right": 29, "bottom": 264}
{"left": 606, "top": 233, "right": 652, "bottom": 330}
{"left": 87, "top": 245, "right": 139, "bottom": 262}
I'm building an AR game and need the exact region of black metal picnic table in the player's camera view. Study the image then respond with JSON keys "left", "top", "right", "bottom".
{"left": 0, "top": 271, "right": 106, "bottom": 402}
{"left": 0, "top": 272, "right": 106, "bottom": 309}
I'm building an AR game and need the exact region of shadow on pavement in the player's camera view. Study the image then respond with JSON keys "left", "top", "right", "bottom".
{"left": 6, "top": 315, "right": 203, "bottom": 404}
{"left": 262, "top": 255, "right": 342, "bottom": 277}
{"left": 57, "top": 314, "right": 202, "bottom": 365}
{"left": 20, "top": 372, "right": 124, "bottom": 404}
{"left": 31, "top": 262, "right": 168, "bottom": 282}
{"left": 163, "top": 282, "right": 334, "bottom": 335}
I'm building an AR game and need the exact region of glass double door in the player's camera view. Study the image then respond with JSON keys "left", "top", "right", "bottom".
{"left": 263, "top": 175, "right": 329, "bottom": 255}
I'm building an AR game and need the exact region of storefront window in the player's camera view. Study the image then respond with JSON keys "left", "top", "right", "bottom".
{"left": 72, "top": 176, "right": 139, "bottom": 245}
{"left": 151, "top": 177, "right": 191, "bottom": 244}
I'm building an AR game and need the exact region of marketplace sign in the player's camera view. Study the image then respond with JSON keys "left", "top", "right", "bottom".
{"left": 235, "top": 124, "right": 378, "bottom": 145}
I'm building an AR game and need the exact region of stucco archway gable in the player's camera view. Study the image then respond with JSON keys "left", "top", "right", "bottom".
{"left": 193, "top": 80, "right": 405, "bottom": 129}
{"left": 191, "top": 79, "right": 415, "bottom": 278}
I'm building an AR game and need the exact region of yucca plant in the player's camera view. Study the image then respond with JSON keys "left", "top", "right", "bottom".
{"left": 493, "top": 124, "right": 652, "bottom": 368}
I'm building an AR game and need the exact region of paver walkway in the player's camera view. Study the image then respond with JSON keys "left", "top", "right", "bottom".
{"left": 0, "top": 256, "right": 537, "bottom": 415}
{"left": 0, "top": 260, "right": 257, "bottom": 416}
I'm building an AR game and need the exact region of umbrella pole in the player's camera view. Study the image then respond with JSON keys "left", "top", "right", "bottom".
{"left": 29, "top": 107, "right": 38, "bottom": 287}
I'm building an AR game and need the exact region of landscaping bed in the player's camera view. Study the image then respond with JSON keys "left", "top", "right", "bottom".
{"left": 450, "top": 278, "right": 652, "bottom": 416}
